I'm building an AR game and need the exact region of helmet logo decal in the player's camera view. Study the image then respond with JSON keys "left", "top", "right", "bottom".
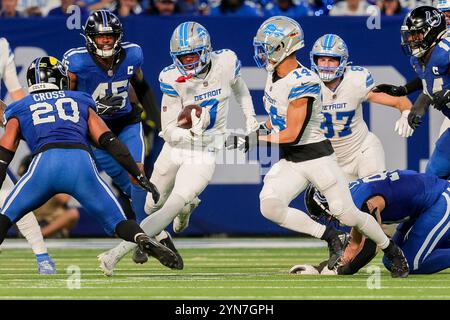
{"left": 263, "top": 23, "right": 286, "bottom": 38}
{"left": 197, "top": 27, "right": 207, "bottom": 39}
{"left": 426, "top": 10, "right": 442, "bottom": 27}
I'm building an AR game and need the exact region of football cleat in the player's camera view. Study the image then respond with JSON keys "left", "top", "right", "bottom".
{"left": 384, "top": 241, "right": 409, "bottom": 278}
{"left": 98, "top": 249, "right": 121, "bottom": 277}
{"left": 289, "top": 264, "right": 319, "bottom": 275}
{"left": 326, "top": 231, "right": 350, "bottom": 270}
{"left": 173, "top": 198, "right": 201, "bottom": 234}
{"left": 36, "top": 254, "right": 57, "bottom": 275}
{"left": 158, "top": 231, "right": 184, "bottom": 270}
{"left": 136, "top": 234, "right": 181, "bottom": 270}
{"left": 131, "top": 247, "right": 148, "bottom": 264}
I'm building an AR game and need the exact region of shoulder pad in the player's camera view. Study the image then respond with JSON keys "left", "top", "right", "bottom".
{"left": 63, "top": 47, "right": 88, "bottom": 73}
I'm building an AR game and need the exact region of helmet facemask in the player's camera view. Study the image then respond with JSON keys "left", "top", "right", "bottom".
{"left": 171, "top": 46, "right": 210, "bottom": 76}
{"left": 311, "top": 54, "right": 346, "bottom": 82}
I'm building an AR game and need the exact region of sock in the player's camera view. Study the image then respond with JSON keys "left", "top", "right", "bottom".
{"left": 36, "top": 253, "right": 52, "bottom": 262}
{"left": 140, "top": 194, "right": 186, "bottom": 237}
{"left": 131, "top": 184, "right": 148, "bottom": 223}
{"left": 115, "top": 220, "right": 145, "bottom": 243}
{"left": 355, "top": 212, "right": 390, "bottom": 249}
{"left": 0, "top": 214, "right": 13, "bottom": 245}
{"left": 16, "top": 212, "right": 47, "bottom": 255}
{"left": 109, "top": 240, "right": 137, "bottom": 262}
{"left": 280, "top": 208, "right": 326, "bottom": 239}
{"left": 155, "top": 230, "right": 168, "bottom": 242}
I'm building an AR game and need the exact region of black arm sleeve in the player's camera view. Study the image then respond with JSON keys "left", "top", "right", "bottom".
{"left": 412, "top": 93, "right": 432, "bottom": 117}
{"left": 131, "top": 77, "right": 161, "bottom": 131}
{"left": 0, "top": 146, "right": 15, "bottom": 188}
{"left": 337, "top": 239, "right": 378, "bottom": 275}
{"left": 404, "top": 77, "right": 423, "bottom": 95}
{"left": 98, "top": 131, "right": 141, "bottom": 179}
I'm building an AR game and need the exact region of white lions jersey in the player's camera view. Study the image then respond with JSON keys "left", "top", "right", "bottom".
{"left": 320, "top": 66, "right": 374, "bottom": 162}
{"left": 159, "top": 49, "right": 241, "bottom": 147}
{"left": 263, "top": 63, "right": 325, "bottom": 146}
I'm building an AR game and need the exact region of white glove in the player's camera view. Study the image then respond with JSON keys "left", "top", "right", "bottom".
{"left": 320, "top": 266, "right": 338, "bottom": 275}
{"left": 395, "top": 110, "right": 414, "bottom": 138}
{"left": 190, "top": 109, "right": 210, "bottom": 137}
{"left": 245, "top": 116, "right": 260, "bottom": 134}
{"left": 289, "top": 264, "right": 320, "bottom": 275}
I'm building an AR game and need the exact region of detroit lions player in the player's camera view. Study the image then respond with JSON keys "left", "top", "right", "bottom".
{"left": 310, "top": 34, "right": 413, "bottom": 181}
{"left": 248, "top": 16, "right": 409, "bottom": 277}
{"left": 0, "top": 57, "right": 180, "bottom": 272}
{"left": 374, "top": 6, "right": 450, "bottom": 179}
{"left": 62, "top": 10, "right": 177, "bottom": 263}
{"left": 299, "top": 170, "right": 450, "bottom": 275}
{"left": 0, "top": 37, "right": 56, "bottom": 275}
{"left": 97, "top": 21, "right": 259, "bottom": 276}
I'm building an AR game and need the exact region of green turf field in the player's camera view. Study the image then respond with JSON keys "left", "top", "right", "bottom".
{"left": 0, "top": 246, "right": 449, "bottom": 300}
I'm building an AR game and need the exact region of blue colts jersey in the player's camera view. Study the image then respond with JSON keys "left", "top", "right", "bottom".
{"left": 410, "top": 37, "right": 450, "bottom": 119}
{"left": 349, "top": 170, "right": 449, "bottom": 223}
{"left": 4, "top": 90, "right": 95, "bottom": 154}
{"left": 62, "top": 42, "right": 143, "bottom": 120}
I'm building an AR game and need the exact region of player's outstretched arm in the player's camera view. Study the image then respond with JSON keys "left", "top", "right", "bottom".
{"left": 372, "top": 77, "right": 423, "bottom": 97}
{"left": 366, "top": 91, "right": 414, "bottom": 138}
{"left": 259, "top": 97, "right": 312, "bottom": 144}
{"left": 0, "top": 116, "right": 20, "bottom": 188}
{"left": 87, "top": 108, "right": 159, "bottom": 202}
{"left": 408, "top": 93, "right": 432, "bottom": 130}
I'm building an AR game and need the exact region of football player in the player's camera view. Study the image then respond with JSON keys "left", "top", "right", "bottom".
{"left": 0, "top": 37, "right": 57, "bottom": 275}
{"left": 297, "top": 170, "right": 450, "bottom": 275}
{"left": 62, "top": 10, "right": 172, "bottom": 263}
{"left": 244, "top": 16, "right": 409, "bottom": 277}
{"left": 0, "top": 57, "right": 180, "bottom": 273}
{"left": 373, "top": 6, "right": 450, "bottom": 179}
{"left": 97, "top": 21, "right": 259, "bottom": 276}
{"left": 310, "top": 34, "right": 413, "bottom": 182}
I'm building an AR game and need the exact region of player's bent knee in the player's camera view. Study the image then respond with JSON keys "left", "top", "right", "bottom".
{"left": 260, "top": 197, "right": 287, "bottom": 225}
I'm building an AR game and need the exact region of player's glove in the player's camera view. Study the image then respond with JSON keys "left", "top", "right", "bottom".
{"left": 394, "top": 110, "right": 414, "bottom": 138}
{"left": 432, "top": 89, "right": 450, "bottom": 111}
{"left": 245, "top": 116, "right": 260, "bottom": 134}
{"left": 136, "top": 174, "right": 160, "bottom": 203}
{"left": 190, "top": 108, "right": 210, "bottom": 138}
{"left": 407, "top": 110, "right": 422, "bottom": 130}
{"left": 225, "top": 130, "right": 259, "bottom": 153}
{"left": 96, "top": 95, "right": 123, "bottom": 116}
{"left": 372, "top": 84, "right": 408, "bottom": 97}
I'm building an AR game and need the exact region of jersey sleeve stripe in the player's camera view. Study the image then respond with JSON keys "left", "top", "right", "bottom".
{"left": 235, "top": 59, "right": 241, "bottom": 78}
{"left": 288, "top": 84, "right": 320, "bottom": 99}
{"left": 366, "top": 74, "right": 374, "bottom": 87}
{"left": 159, "top": 84, "right": 178, "bottom": 96}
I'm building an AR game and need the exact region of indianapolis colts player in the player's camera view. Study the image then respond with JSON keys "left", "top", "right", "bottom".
{"left": 244, "top": 16, "right": 409, "bottom": 277}
{"left": 0, "top": 57, "right": 180, "bottom": 272}
{"left": 374, "top": 6, "right": 450, "bottom": 179}
{"left": 297, "top": 170, "right": 450, "bottom": 275}
{"left": 0, "top": 37, "right": 56, "bottom": 274}
{"left": 310, "top": 34, "right": 413, "bottom": 181}
{"left": 96, "top": 21, "right": 260, "bottom": 276}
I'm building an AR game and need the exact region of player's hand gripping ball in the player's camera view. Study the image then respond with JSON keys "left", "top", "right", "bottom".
{"left": 177, "top": 105, "right": 203, "bottom": 129}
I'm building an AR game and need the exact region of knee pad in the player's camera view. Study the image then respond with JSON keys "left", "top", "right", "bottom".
{"left": 328, "top": 198, "right": 362, "bottom": 227}
{"left": 260, "top": 197, "right": 287, "bottom": 225}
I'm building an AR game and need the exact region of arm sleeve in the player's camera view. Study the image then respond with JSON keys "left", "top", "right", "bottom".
{"left": 231, "top": 76, "right": 256, "bottom": 120}
{"left": 412, "top": 93, "right": 432, "bottom": 117}
{"left": 337, "top": 238, "right": 378, "bottom": 275}
{"left": 405, "top": 77, "right": 423, "bottom": 94}
{"left": 2, "top": 40, "right": 21, "bottom": 93}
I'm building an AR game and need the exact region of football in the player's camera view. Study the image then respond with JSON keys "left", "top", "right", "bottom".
{"left": 177, "top": 104, "right": 202, "bottom": 129}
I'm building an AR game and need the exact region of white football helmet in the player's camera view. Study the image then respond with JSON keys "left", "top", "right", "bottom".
{"left": 310, "top": 34, "right": 349, "bottom": 82}
{"left": 289, "top": 264, "right": 320, "bottom": 275}
{"left": 253, "top": 16, "right": 305, "bottom": 72}
{"left": 170, "top": 21, "right": 212, "bottom": 76}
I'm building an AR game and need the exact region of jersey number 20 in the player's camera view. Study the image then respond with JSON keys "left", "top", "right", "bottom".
{"left": 29, "top": 98, "right": 80, "bottom": 125}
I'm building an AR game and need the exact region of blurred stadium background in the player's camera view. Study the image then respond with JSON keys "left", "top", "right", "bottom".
{"left": 0, "top": 0, "right": 446, "bottom": 238}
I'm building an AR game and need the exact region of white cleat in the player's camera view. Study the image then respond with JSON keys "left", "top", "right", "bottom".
{"left": 97, "top": 250, "right": 120, "bottom": 277}
{"left": 173, "top": 198, "right": 201, "bottom": 233}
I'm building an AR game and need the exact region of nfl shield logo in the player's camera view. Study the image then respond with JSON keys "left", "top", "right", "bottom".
{"left": 163, "top": 106, "right": 167, "bottom": 112}
{"left": 203, "top": 81, "right": 208, "bottom": 87}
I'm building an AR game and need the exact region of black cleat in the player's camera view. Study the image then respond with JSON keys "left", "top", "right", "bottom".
{"left": 131, "top": 246, "right": 148, "bottom": 264}
{"left": 384, "top": 241, "right": 409, "bottom": 278}
{"left": 136, "top": 234, "right": 180, "bottom": 270}
{"left": 326, "top": 231, "right": 350, "bottom": 270}
{"left": 159, "top": 231, "right": 184, "bottom": 270}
